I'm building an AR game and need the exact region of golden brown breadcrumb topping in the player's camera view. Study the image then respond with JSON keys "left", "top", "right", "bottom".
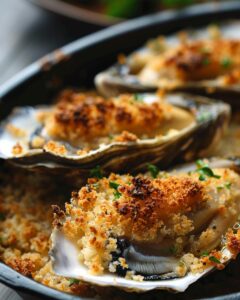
{"left": 1, "top": 164, "right": 240, "bottom": 298}
{"left": 139, "top": 39, "right": 240, "bottom": 85}
{"left": 43, "top": 90, "right": 190, "bottom": 146}
{"left": 116, "top": 176, "right": 204, "bottom": 240}
{"left": 56, "top": 167, "right": 240, "bottom": 277}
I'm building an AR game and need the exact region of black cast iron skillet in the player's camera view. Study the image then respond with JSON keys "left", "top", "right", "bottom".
{"left": 1, "top": 2, "right": 240, "bottom": 299}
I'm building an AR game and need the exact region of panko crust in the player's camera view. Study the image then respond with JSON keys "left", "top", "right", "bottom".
{"left": 116, "top": 176, "right": 204, "bottom": 240}
{"left": 56, "top": 167, "right": 240, "bottom": 276}
{"left": 140, "top": 39, "right": 240, "bottom": 84}
{"left": 44, "top": 90, "right": 177, "bottom": 144}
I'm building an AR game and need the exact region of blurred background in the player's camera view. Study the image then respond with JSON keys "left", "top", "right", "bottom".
{"left": 0, "top": 0, "right": 101, "bottom": 85}
{"left": 0, "top": 0, "right": 227, "bottom": 85}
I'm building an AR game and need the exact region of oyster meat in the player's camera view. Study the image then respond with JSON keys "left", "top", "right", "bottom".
{"left": 95, "top": 21, "right": 240, "bottom": 106}
{"left": 50, "top": 158, "right": 240, "bottom": 292}
{"left": 0, "top": 90, "right": 230, "bottom": 172}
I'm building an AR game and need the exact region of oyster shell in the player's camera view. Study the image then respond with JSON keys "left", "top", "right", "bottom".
{"left": 0, "top": 91, "right": 230, "bottom": 172}
{"left": 95, "top": 21, "right": 240, "bottom": 106}
{"left": 50, "top": 158, "right": 240, "bottom": 292}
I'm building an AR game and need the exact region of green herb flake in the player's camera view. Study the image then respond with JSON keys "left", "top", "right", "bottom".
{"left": 0, "top": 213, "right": 5, "bottom": 221}
{"left": 217, "top": 185, "right": 224, "bottom": 191}
{"left": 133, "top": 94, "right": 144, "bottom": 102}
{"left": 200, "top": 167, "right": 221, "bottom": 179}
{"left": 217, "top": 182, "right": 232, "bottom": 191}
{"left": 69, "top": 278, "right": 80, "bottom": 286}
{"left": 197, "top": 111, "right": 212, "bottom": 122}
{"left": 109, "top": 181, "right": 122, "bottom": 200}
{"left": 197, "top": 166, "right": 221, "bottom": 181}
{"left": 196, "top": 160, "right": 221, "bottom": 182}
{"left": 90, "top": 165, "right": 103, "bottom": 179}
{"left": 209, "top": 256, "right": 221, "bottom": 264}
{"left": 199, "top": 174, "right": 206, "bottom": 181}
{"left": 147, "top": 163, "right": 159, "bottom": 178}
{"left": 109, "top": 181, "right": 120, "bottom": 190}
{"left": 221, "top": 57, "right": 232, "bottom": 69}
{"left": 201, "top": 251, "right": 209, "bottom": 257}
{"left": 196, "top": 159, "right": 207, "bottom": 168}
{"left": 225, "top": 182, "right": 232, "bottom": 189}
{"left": 114, "top": 191, "right": 122, "bottom": 200}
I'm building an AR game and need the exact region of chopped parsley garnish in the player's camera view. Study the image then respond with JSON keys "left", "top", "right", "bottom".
{"left": 0, "top": 213, "right": 5, "bottom": 221}
{"left": 201, "top": 251, "right": 209, "bottom": 257}
{"left": 225, "top": 182, "right": 232, "bottom": 189}
{"left": 198, "top": 174, "right": 206, "bottom": 181}
{"left": 196, "top": 159, "right": 208, "bottom": 168}
{"left": 217, "top": 185, "right": 224, "bottom": 191}
{"left": 198, "top": 167, "right": 221, "bottom": 181}
{"left": 69, "top": 278, "right": 79, "bottom": 286}
{"left": 195, "top": 160, "right": 221, "bottom": 181}
{"left": 147, "top": 163, "right": 159, "bottom": 178}
{"left": 109, "top": 181, "right": 120, "bottom": 190}
{"left": 221, "top": 57, "right": 232, "bottom": 69}
{"left": 90, "top": 165, "right": 103, "bottom": 179}
{"left": 209, "top": 256, "right": 221, "bottom": 264}
{"left": 109, "top": 181, "right": 122, "bottom": 200}
{"left": 114, "top": 191, "right": 122, "bottom": 200}
{"left": 217, "top": 182, "right": 232, "bottom": 191}
{"left": 133, "top": 94, "right": 144, "bottom": 102}
{"left": 197, "top": 111, "right": 212, "bottom": 122}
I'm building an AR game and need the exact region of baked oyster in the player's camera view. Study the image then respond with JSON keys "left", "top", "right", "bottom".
{"left": 0, "top": 90, "right": 230, "bottom": 172}
{"left": 95, "top": 21, "right": 240, "bottom": 106}
{"left": 50, "top": 158, "right": 240, "bottom": 292}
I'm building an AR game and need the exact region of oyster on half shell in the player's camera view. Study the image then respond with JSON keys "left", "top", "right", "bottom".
{"left": 50, "top": 158, "right": 240, "bottom": 292}
{"left": 0, "top": 90, "right": 230, "bottom": 173}
{"left": 95, "top": 21, "right": 240, "bottom": 107}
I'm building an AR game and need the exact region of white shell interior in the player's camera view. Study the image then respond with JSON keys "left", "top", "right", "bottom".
{"left": 51, "top": 230, "right": 232, "bottom": 293}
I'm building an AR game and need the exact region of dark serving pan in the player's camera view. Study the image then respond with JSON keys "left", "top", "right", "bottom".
{"left": 1, "top": 2, "right": 240, "bottom": 299}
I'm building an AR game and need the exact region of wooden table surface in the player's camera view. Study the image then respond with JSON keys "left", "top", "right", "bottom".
{"left": 0, "top": 0, "right": 101, "bottom": 298}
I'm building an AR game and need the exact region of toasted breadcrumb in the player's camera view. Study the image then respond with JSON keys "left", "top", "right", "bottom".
{"left": 139, "top": 39, "right": 240, "bottom": 86}
{"left": 1, "top": 164, "right": 240, "bottom": 298}
{"left": 43, "top": 90, "right": 193, "bottom": 148}
{"left": 44, "top": 141, "right": 67, "bottom": 156}
{"left": 12, "top": 143, "right": 23, "bottom": 155}
{"left": 56, "top": 167, "right": 240, "bottom": 278}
